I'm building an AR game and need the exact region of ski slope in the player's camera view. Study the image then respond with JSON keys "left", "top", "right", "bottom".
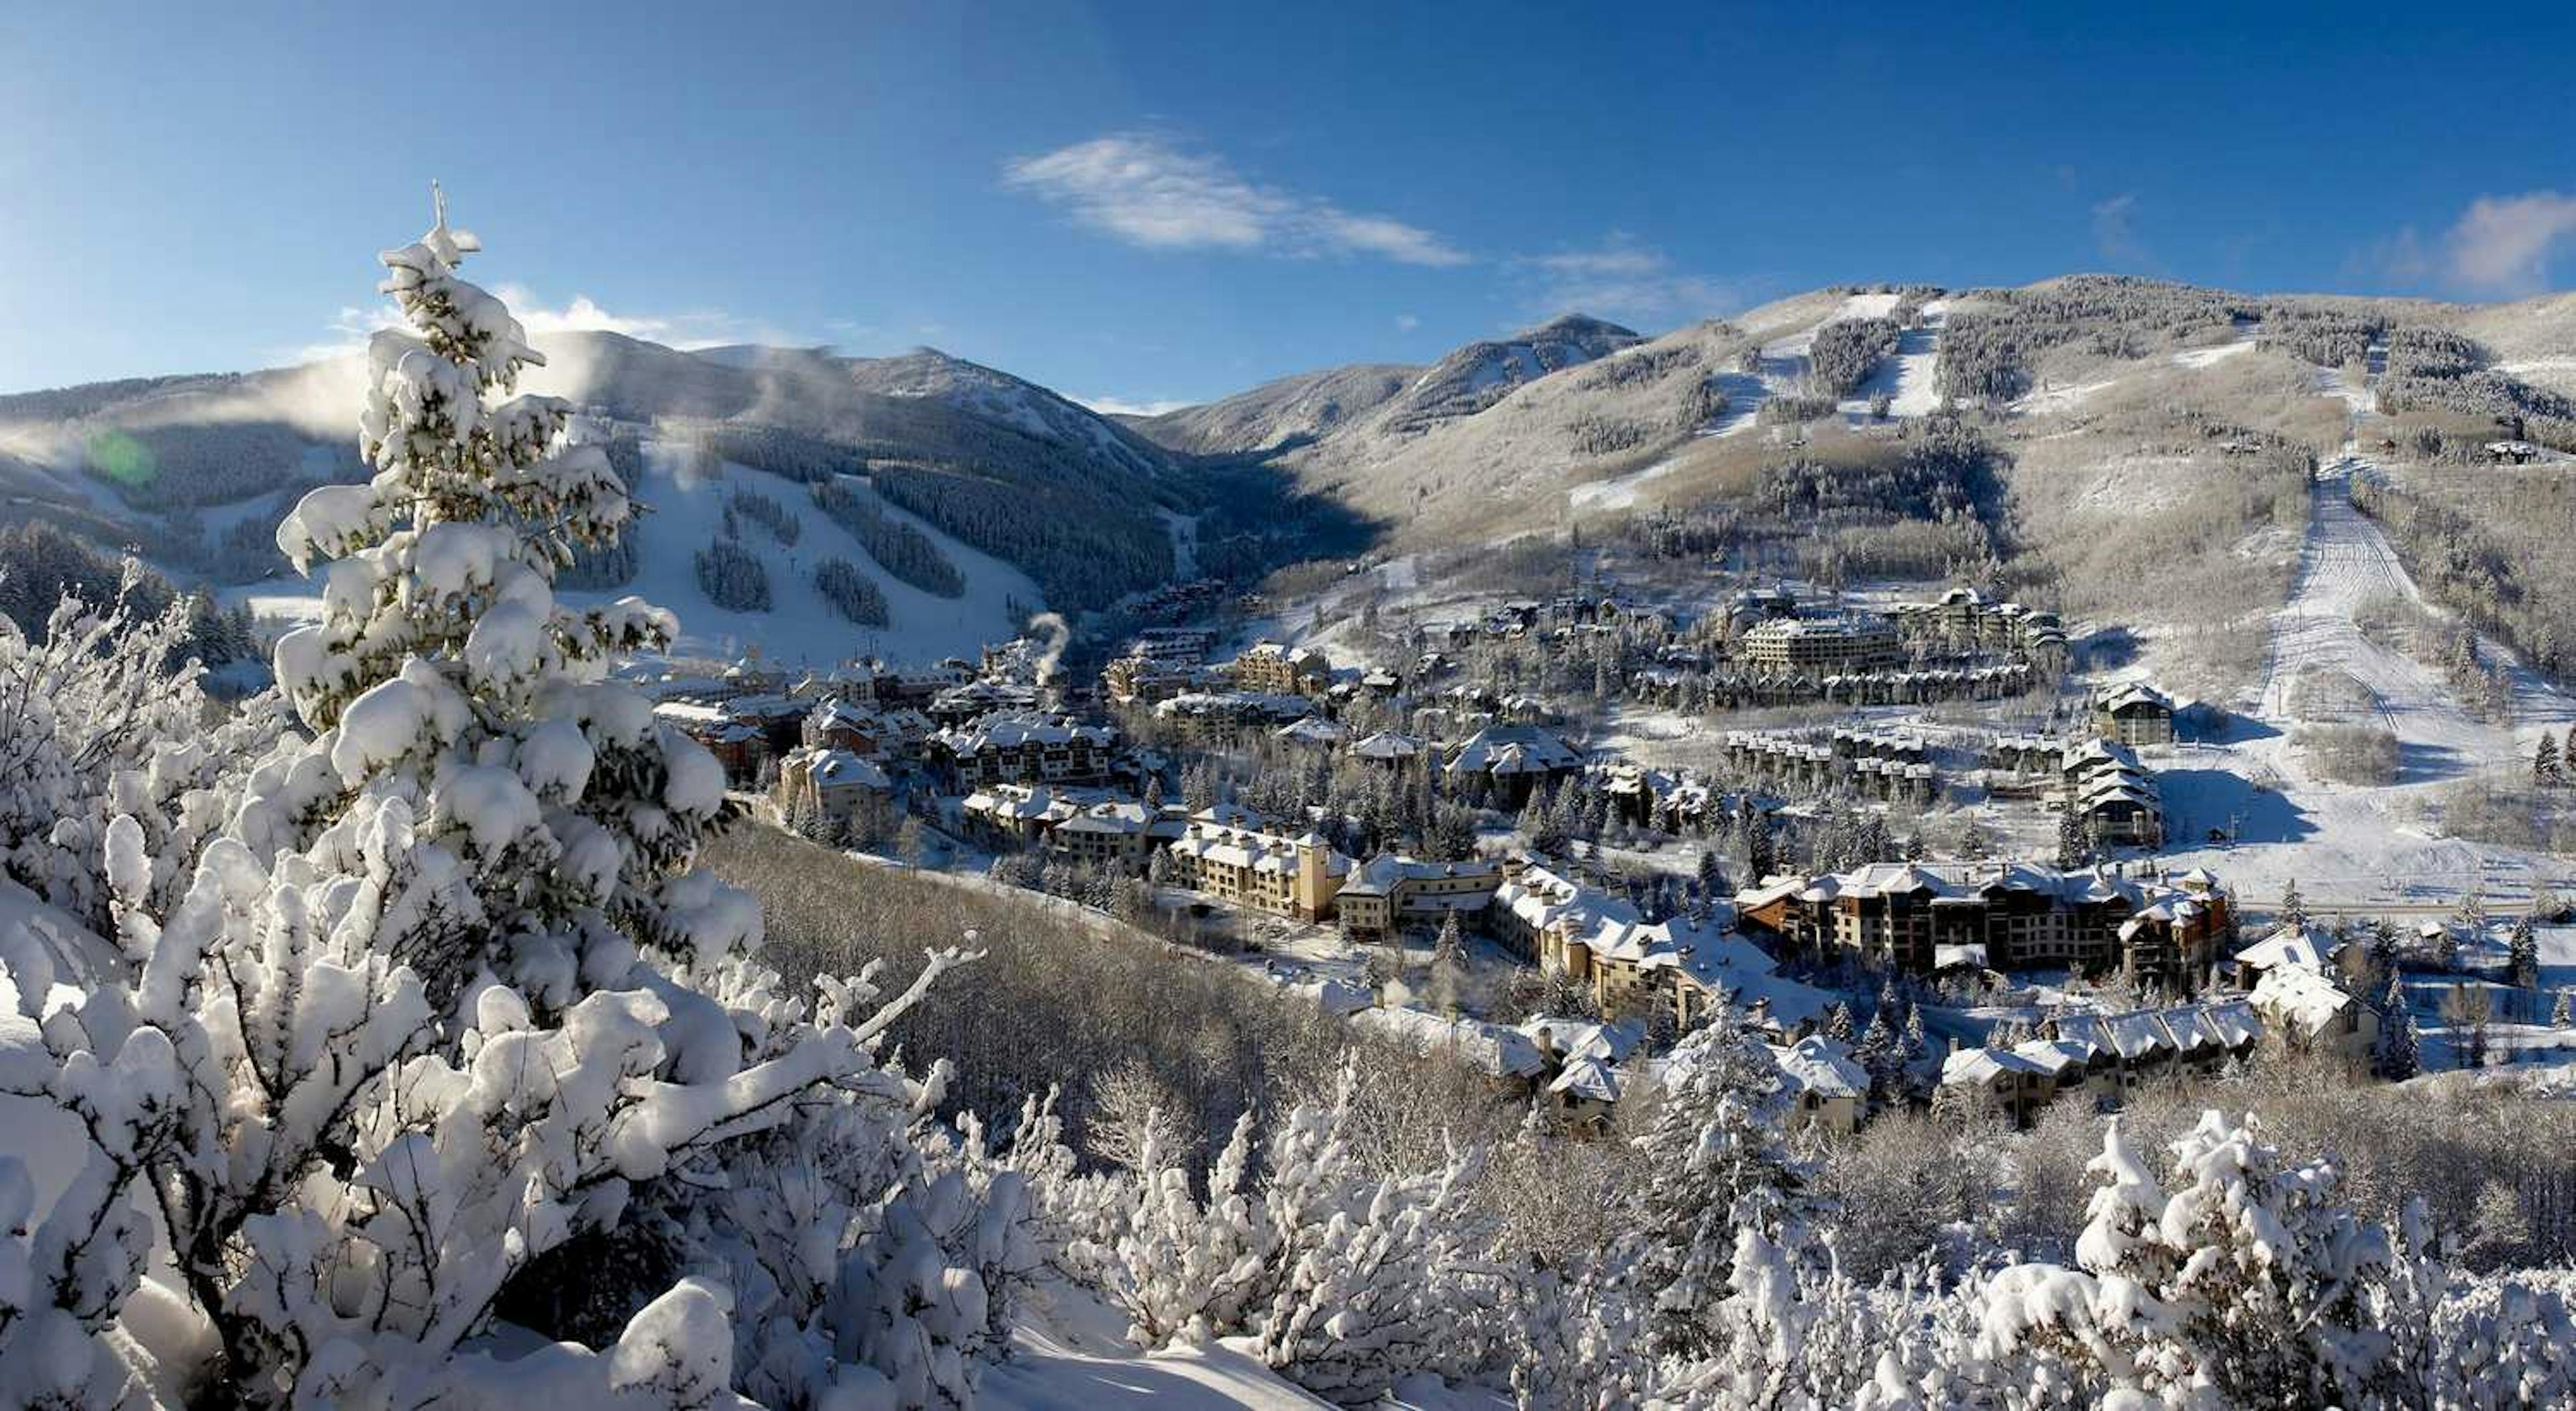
{"left": 225, "top": 444, "right": 1043, "bottom": 668}
{"left": 2153, "top": 453, "right": 2576, "bottom": 909}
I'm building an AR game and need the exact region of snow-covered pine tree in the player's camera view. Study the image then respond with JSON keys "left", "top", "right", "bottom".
{"left": 2375, "top": 974, "right": 2420, "bottom": 1080}
{"left": 1430, "top": 909, "right": 1467, "bottom": 1015}
{"left": 1852, "top": 1011, "right": 1902, "bottom": 1109}
{"left": 1900, "top": 1005, "right": 1929, "bottom": 1079}
{"left": 2536, "top": 730, "right": 2563, "bottom": 787}
{"left": 2510, "top": 911, "right": 2542, "bottom": 990}
{"left": 0, "top": 191, "right": 983, "bottom": 1407}
{"left": 2278, "top": 878, "right": 2307, "bottom": 932}
{"left": 1626, "top": 1007, "right": 1811, "bottom": 1361}
{"left": 2556, "top": 987, "right": 2574, "bottom": 1027}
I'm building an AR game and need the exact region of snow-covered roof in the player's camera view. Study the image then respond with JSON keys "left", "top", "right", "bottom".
{"left": 2249, "top": 964, "right": 2354, "bottom": 1038}
{"left": 1739, "top": 860, "right": 2217, "bottom": 920}
{"left": 794, "top": 747, "right": 892, "bottom": 791}
{"left": 1444, "top": 724, "right": 1580, "bottom": 777}
{"left": 1549, "top": 1055, "right": 1622, "bottom": 1103}
{"left": 932, "top": 711, "right": 1115, "bottom": 754}
{"left": 2233, "top": 924, "right": 2336, "bottom": 974}
{"left": 1170, "top": 824, "right": 1350, "bottom": 877}
{"left": 2012, "top": 1039, "right": 2094, "bottom": 1075}
{"left": 1942, "top": 1046, "right": 2049, "bottom": 1087}
{"left": 2096, "top": 683, "right": 2172, "bottom": 714}
{"left": 1774, "top": 1036, "right": 1868, "bottom": 1099}
{"left": 1273, "top": 716, "right": 1349, "bottom": 747}
{"left": 1349, "top": 730, "right": 1429, "bottom": 761}
{"left": 1351, "top": 1007, "right": 1546, "bottom": 1079}
{"left": 1339, "top": 852, "right": 1503, "bottom": 898}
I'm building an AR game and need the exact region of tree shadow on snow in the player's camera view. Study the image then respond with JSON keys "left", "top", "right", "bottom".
{"left": 2396, "top": 738, "right": 2467, "bottom": 786}
{"left": 2159, "top": 766, "right": 2315, "bottom": 846}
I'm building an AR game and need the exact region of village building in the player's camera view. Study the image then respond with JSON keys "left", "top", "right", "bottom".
{"left": 1101, "top": 651, "right": 1203, "bottom": 707}
{"left": 2063, "top": 738, "right": 2164, "bottom": 848}
{"left": 2229, "top": 922, "right": 2370, "bottom": 991}
{"left": 802, "top": 699, "right": 933, "bottom": 759}
{"left": 1049, "top": 798, "right": 1187, "bottom": 871}
{"left": 958, "top": 783, "right": 1114, "bottom": 849}
{"left": 1150, "top": 690, "right": 1316, "bottom": 744}
{"left": 2094, "top": 683, "right": 2176, "bottom": 748}
{"left": 773, "top": 746, "right": 897, "bottom": 829}
{"left": 1348, "top": 730, "right": 1432, "bottom": 771}
{"left": 1937, "top": 1001, "right": 2263, "bottom": 1125}
{"left": 1350, "top": 1008, "right": 1548, "bottom": 1095}
{"left": 931, "top": 711, "right": 1118, "bottom": 787}
{"left": 1444, "top": 724, "right": 1583, "bottom": 806}
{"left": 1335, "top": 853, "right": 1508, "bottom": 946}
{"left": 1525, "top": 1020, "right": 1642, "bottom": 1130}
{"left": 1983, "top": 732, "right": 2072, "bottom": 777}
{"left": 1493, "top": 862, "right": 1833, "bottom": 1033}
{"left": 2248, "top": 962, "right": 2379, "bottom": 1070}
{"left": 1601, "top": 765, "right": 1718, "bottom": 833}
{"left": 1273, "top": 716, "right": 1350, "bottom": 751}
{"left": 1735, "top": 612, "right": 1904, "bottom": 675}
{"left": 1227, "top": 641, "right": 1334, "bottom": 696}
{"left": 1772, "top": 1037, "right": 1869, "bottom": 1133}
{"left": 1889, "top": 586, "right": 2067, "bottom": 657}
{"left": 1164, "top": 822, "right": 1352, "bottom": 921}
{"left": 928, "top": 679, "right": 1042, "bottom": 726}
{"left": 653, "top": 699, "right": 770, "bottom": 784}
{"left": 1735, "top": 862, "right": 2231, "bottom": 991}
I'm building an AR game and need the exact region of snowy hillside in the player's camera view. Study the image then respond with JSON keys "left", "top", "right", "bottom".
{"left": 234, "top": 443, "right": 1040, "bottom": 667}
{"left": 1127, "top": 361, "right": 1417, "bottom": 456}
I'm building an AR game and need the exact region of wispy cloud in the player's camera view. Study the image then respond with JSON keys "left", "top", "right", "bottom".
{"left": 1514, "top": 233, "right": 1752, "bottom": 330}
{"left": 1394, "top": 313, "right": 1421, "bottom": 332}
{"left": 2443, "top": 191, "right": 2576, "bottom": 295}
{"left": 1002, "top": 133, "right": 1469, "bottom": 267}
{"left": 1073, "top": 392, "right": 1191, "bottom": 418}
{"left": 2090, "top": 192, "right": 2153, "bottom": 268}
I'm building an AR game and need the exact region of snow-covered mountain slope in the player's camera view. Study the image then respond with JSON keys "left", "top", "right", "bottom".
{"left": 1373, "top": 313, "right": 1642, "bottom": 438}
{"left": 0, "top": 331, "right": 1185, "bottom": 638}
{"left": 1129, "top": 315, "right": 1639, "bottom": 465}
{"left": 1128, "top": 362, "right": 1417, "bottom": 455}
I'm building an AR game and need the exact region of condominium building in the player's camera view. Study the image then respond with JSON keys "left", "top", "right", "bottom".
{"left": 1735, "top": 861, "right": 2231, "bottom": 991}
{"left": 1336, "top": 853, "right": 1507, "bottom": 946}
{"left": 1735, "top": 613, "right": 1902, "bottom": 674}
{"left": 1165, "top": 823, "right": 1352, "bottom": 921}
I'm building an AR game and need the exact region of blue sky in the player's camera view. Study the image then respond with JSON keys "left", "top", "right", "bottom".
{"left": 5, "top": 2, "right": 2573, "bottom": 406}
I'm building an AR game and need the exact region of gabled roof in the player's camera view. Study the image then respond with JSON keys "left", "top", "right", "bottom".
{"left": 1942, "top": 1046, "right": 2049, "bottom": 1086}
{"left": 1349, "top": 730, "right": 1429, "bottom": 760}
{"left": 1774, "top": 1036, "right": 1868, "bottom": 1099}
{"left": 2234, "top": 924, "right": 2335, "bottom": 974}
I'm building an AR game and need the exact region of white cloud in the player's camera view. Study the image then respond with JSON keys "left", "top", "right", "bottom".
{"left": 1073, "top": 392, "right": 1191, "bottom": 418}
{"left": 2443, "top": 190, "right": 2576, "bottom": 295}
{"left": 1003, "top": 133, "right": 1469, "bottom": 267}
{"left": 1515, "top": 233, "right": 1751, "bottom": 330}
{"left": 1394, "top": 313, "right": 1421, "bottom": 332}
{"left": 284, "top": 287, "right": 783, "bottom": 365}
